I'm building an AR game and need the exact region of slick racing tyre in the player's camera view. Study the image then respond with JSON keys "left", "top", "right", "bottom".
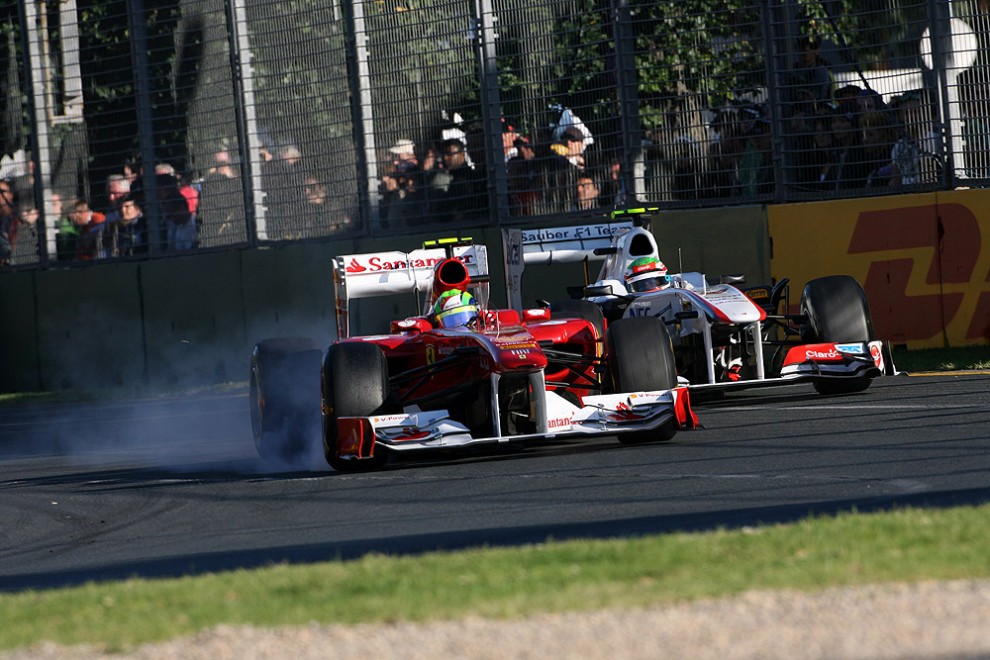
{"left": 249, "top": 337, "right": 323, "bottom": 462}
{"left": 322, "top": 342, "right": 393, "bottom": 472}
{"left": 605, "top": 316, "right": 678, "bottom": 444}
{"left": 550, "top": 299, "right": 606, "bottom": 340}
{"left": 800, "top": 275, "right": 874, "bottom": 395}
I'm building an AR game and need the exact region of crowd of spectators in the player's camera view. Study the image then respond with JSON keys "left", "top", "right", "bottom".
{"left": 0, "top": 45, "right": 946, "bottom": 268}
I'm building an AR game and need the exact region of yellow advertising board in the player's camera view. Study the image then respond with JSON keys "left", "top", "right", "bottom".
{"left": 769, "top": 190, "right": 990, "bottom": 349}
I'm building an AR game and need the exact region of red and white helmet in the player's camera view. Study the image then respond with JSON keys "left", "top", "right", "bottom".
{"left": 624, "top": 256, "right": 670, "bottom": 293}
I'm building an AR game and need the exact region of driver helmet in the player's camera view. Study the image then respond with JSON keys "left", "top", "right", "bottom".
{"left": 624, "top": 256, "right": 670, "bottom": 293}
{"left": 432, "top": 290, "right": 480, "bottom": 329}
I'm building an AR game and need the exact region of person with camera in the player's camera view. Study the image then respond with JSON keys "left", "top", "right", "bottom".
{"left": 380, "top": 138, "right": 427, "bottom": 229}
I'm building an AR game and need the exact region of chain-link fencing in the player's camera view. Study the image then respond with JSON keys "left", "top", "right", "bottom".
{"left": 1, "top": 0, "right": 988, "bottom": 269}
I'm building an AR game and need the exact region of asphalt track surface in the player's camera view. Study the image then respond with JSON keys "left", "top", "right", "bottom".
{"left": 1, "top": 373, "right": 988, "bottom": 593}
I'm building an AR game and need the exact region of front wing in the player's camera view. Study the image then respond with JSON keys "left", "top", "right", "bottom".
{"left": 333, "top": 387, "right": 697, "bottom": 460}
{"left": 687, "top": 340, "right": 896, "bottom": 392}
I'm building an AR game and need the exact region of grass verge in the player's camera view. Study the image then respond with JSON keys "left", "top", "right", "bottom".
{"left": 892, "top": 344, "right": 990, "bottom": 372}
{"left": 2, "top": 504, "right": 989, "bottom": 652}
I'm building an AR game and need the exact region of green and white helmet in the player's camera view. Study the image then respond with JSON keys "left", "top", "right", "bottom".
{"left": 432, "top": 289, "right": 480, "bottom": 329}
{"left": 624, "top": 256, "right": 670, "bottom": 293}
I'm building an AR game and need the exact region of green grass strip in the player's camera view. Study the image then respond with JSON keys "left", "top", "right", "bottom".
{"left": 2, "top": 504, "right": 988, "bottom": 651}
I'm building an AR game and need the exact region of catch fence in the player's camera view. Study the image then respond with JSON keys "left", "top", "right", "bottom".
{"left": 1, "top": 0, "right": 988, "bottom": 268}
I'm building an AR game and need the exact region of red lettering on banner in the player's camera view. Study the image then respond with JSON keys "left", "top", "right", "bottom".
{"left": 967, "top": 291, "right": 990, "bottom": 341}
{"left": 847, "top": 204, "right": 980, "bottom": 342}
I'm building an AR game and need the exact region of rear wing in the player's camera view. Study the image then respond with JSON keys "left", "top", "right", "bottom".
{"left": 501, "top": 220, "right": 632, "bottom": 310}
{"left": 332, "top": 241, "right": 489, "bottom": 338}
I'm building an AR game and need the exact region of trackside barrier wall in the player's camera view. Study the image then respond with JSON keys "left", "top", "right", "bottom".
{"left": 769, "top": 189, "right": 990, "bottom": 349}
{"left": 0, "top": 210, "right": 762, "bottom": 394}
{"left": 2, "top": 191, "right": 989, "bottom": 394}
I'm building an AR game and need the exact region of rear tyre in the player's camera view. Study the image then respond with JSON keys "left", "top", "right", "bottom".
{"left": 800, "top": 275, "right": 874, "bottom": 395}
{"left": 249, "top": 338, "right": 323, "bottom": 463}
{"left": 605, "top": 316, "right": 678, "bottom": 444}
{"left": 322, "top": 342, "right": 392, "bottom": 472}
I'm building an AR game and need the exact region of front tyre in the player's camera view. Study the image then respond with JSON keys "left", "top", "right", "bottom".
{"left": 250, "top": 338, "right": 323, "bottom": 462}
{"left": 322, "top": 342, "right": 392, "bottom": 472}
{"left": 605, "top": 316, "right": 678, "bottom": 444}
{"left": 800, "top": 275, "right": 874, "bottom": 395}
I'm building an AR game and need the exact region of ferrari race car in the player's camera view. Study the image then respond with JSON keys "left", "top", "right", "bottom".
{"left": 249, "top": 238, "right": 696, "bottom": 471}
{"left": 504, "top": 208, "right": 897, "bottom": 397}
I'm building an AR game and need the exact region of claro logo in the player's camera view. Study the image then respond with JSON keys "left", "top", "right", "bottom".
{"left": 849, "top": 203, "right": 990, "bottom": 342}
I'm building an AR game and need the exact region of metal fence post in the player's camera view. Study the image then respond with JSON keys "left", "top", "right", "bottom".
{"left": 225, "top": 0, "right": 268, "bottom": 242}
{"left": 127, "top": 0, "right": 164, "bottom": 255}
{"left": 761, "top": 0, "right": 786, "bottom": 203}
{"left": 926, "top": 0, "right": 955, "bottom": 188}
{"left": 611, "top": 0, "right": 644, "bottom": 205}
{"left": 342, "top": 0, "right": 380, "bottom": 234}
{"left": 19, "top": 1, "right": 55, "bottom": 264}
{"left": 474, "top": 0, "right": 508, "bottom": 226}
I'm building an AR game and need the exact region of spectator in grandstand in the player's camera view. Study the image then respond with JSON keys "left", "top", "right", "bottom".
{"left": 545, "top": 126, "right": 590, "bottom": 211}
{"left": 430, "top": 137, "right": 486, "bottom": 224}
{"left": 67, "top": 199, "right": 107, "bottom": 261}
{"left": 197, "top": 150, "right": 245, "bottom": 247}
{"left": 106, "top": 173, "right": 131, "bottom": 209}
{"left": 826, "top": 109, "right": 872, "bottom": 190}
{"left": 736, "top": 116, "right": 774, "bottom": 196}
{"left": 857, "top": 88, "right": 886, "bottom": 115}
{"left": 148, "top": 172, "right": 196, "bottom": 251}
{"left": 798, "top": 111, "right": 840, "bottom": 192}
{"left": 0, "top": 178, "right": 19, "bottom": 267}
{"left": 784, "top": 36, "right": 834, "bottom": 108}
{"left": 51, "top": 194, "right": 84, "bottom": 262}
{"left": 102, "top": 173, "right": 131, "bottom": 257}
{"left": 705, "top": 107, "right": 747, "bottom": 197}
{"left": 12, "top": 202, "right": 40, "bottom": 265}
{"left": 835, "top": 84, "right": 864, "bottom": 114}
{"left": 665, "top": 133, "right": 706, "bottom": 202}
{"left": 860, "top": 110, "right": 898, "bottom": 188}
{"left": 598, "top": 158, "right": 628, "bottom": 208}
{"left": 506, "top": 135, "right": 541, "bottom": 215}
{"left": 575, "top": 172, "right": 602, "bottom": 210}
{"left": 264, "top": 142, "right": 307, "bottom": 239}
{"left": 888, "top": 92, "right": 934, "bottom": 187}
{"left": 297, "top": 173, "right": 342, "bottom": 236}
{"left": 122, "top": 157, "right": 140, "bottom": 185}
{"left": 783, "top": 101, "right": 820, "bottom": 191}
{"left": 111, "top": 194, "right": 148, "bottom": 256}
{"left": 380, "top": 138, "right": 427, "bottom": 228}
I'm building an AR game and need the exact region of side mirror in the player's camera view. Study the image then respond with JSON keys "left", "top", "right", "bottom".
{"left": 584, "top": 284, "right": 615, "bottom": 297}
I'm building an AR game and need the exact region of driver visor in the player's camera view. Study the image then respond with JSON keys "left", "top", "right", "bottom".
{"left": 629, "top": 274, "right": 670, "bottom": 293}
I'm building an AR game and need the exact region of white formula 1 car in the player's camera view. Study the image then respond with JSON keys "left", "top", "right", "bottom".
{"left": 503, "top": 208, "right": 897, "bottom": 396}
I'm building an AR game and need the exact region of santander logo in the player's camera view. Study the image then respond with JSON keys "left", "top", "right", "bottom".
{"left": 346, "top": 254, "right": 476, "bottom": 273}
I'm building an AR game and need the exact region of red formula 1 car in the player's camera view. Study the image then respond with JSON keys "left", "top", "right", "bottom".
{"left": 503, "top": 209, "right": 897, "bottom": 398}
{"left": 249, "top": 238, "right": 696, "bottom": 471}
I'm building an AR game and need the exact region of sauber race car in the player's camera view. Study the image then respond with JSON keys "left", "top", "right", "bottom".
{"left": 503, "top": 208, "right": 897, "bottom": 397}
{"left": 249, "top": 238, "right": 696, "bottom": 471}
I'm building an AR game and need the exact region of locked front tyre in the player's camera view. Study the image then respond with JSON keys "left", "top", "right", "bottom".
{"left": 322, "top": 342, "right": 394, "bottom": 472}
{"left": 249, "top": 338, "right": 323, "bottom": 462}
{"left": 605, "top": 316, "right": 679, "bottom": 444}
